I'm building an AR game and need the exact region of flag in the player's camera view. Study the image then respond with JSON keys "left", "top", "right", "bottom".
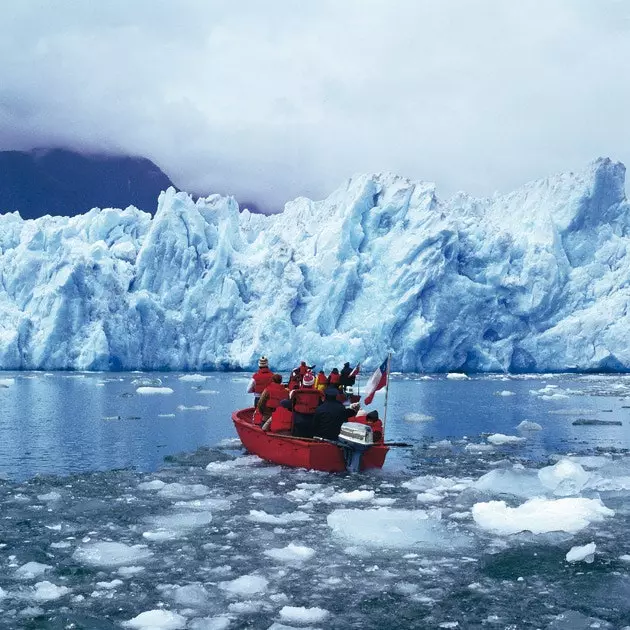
{"left": 364, "top": 358, "right": 388, "bottom": 405}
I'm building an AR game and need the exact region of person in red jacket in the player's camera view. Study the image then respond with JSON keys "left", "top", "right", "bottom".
{"left": 289, "top": 372, "right": 323, "bottom": 438}
{"left": 247, "top": 356, "right": 274, "bottom": 407}
{"left": 328, "top": 367, "right": 341, "bottom": 389}
{"left": 315, "top": 370, "right": 328, "bottom": 393}
{"left": 258, "top": 374, "right": 289, "bottom": 429}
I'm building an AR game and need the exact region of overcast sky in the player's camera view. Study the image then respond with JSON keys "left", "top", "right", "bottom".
{"left": 1, "top": 0, "right": 629, "bottom": 211}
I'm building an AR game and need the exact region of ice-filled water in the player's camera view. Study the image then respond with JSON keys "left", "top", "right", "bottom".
{"left": 2, "top": 372, "right": 630, "bottom": 627}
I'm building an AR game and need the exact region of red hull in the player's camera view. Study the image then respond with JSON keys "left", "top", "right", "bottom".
{"left": 232, "top": 408, "right": 388, "bottom": 473}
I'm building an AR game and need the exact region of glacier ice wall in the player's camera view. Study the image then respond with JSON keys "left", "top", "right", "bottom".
{"left": 1, "top": 158, "right": 629, "bottom": 372}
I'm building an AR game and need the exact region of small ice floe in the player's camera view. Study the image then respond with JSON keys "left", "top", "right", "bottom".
{"left": 174, "top": 498, "right": 231, "bottom": 511}
{"left": 137, "top": 479, "right": 166, "bottom": 491}
{"left": 566, "top": 542, "right": 596, "bottom": 563}
{"left": 219, "top": 574, "right": 268, "bottom": 596}
{"left": 122, "top": 609, "right": 186, "bottom": 630}
{"left": 215, "top": 437, "right": 242, "bottom": 449}
{"left": 95, "top": 579, "right": 123, "bottom": 590}
{"left": 177, "top": 405, "right": 210, "bottom": 411}
{"left": 248, "top": 510, "right": 311, "bottom": 525}
{"left": 495, "top": 391, "right": 515, "bottom": 397}
{"left": 136, "top": 386, "right": 173, "bottom": 395}
{"left": 37, "top": 491, "right": 62, "bottom": 502}
{"left": 206, "top": 456, "right": 278, "bottom": 476}
{"left": 31, "top": 581, "right": 70, "bottom": 601}
{"left": 72, "top": 542, "right": 153, "bottom": 567}
{"left": 15, "top": 562, "right": 52, "bottom": 580}
{"left": 264, "top": 543, "right": 316, "bottom": 563}
{"left": 328, "top": 490, "right": 375, "bottom": 503}
{"left": 198, "top": 389, "right": 219, "bottom": 394}
{"left": 131, "top": 377, "right": 163, "bottom": 387}
{"left": 0, "top": 378, "right": 15, "bottom": 387}
{"left": 179, "top": 374, "right": 208, "bottom": 382}
{"left": 171, "top": 583, "right": 211, "bottom": 607}
{"left": 157, "top": 483, "right": 210, "bottom": 499}
{"left": 189, "top": 616, "right": 231, "bottom": 630}
{"left": 158, "top": 413, "right": 176, "bottom": 418}
{"left": 118, "top": 566, "right": 145, "bottom": 577}
{"left": 473, "top": 467, "right": 543, "bottom": 499}
{"left": 517, "top": 420, "right": 542, "bottom": 431}
{"left": 472, "top": 497, "right": 614, "bottom": 534}
{"left": 403, "top": 412, "right": 434, "bottom": 422}
{"left": 538, "top": 459, "right": 589, "bottom": 496}
{"left": 572, "top": 418, "right": 622, "bottom": 426}
{"left": 143, "top": 511, "right": 213, "bottom": 541}
{"left": 619, "top": 554, "right": 630, "bottom": 562}
{"left": 279, "top": 606, "right": 330, "bottom": 624}
{"left": 464, "top": 443, "right": 494, "bottom": 453}
{"left": 446, "top": 373, "right": 469, "bottom": 380}
{"left": 486, "top": 434, "right": 525, "bottom": 445}
{"left": 328, "top": 508, "right": 469, "bottom": 550}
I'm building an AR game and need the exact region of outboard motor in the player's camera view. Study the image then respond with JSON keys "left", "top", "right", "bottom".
{"left": 337, "top": 422, "right": 374, "bottom": 472}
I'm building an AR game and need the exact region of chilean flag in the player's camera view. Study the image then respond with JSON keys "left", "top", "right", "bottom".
{"left": 364, "top": 358, "right": 389, "bottom": 405}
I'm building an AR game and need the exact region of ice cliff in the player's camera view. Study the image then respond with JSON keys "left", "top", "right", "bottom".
{"left": 1, "top": 157, "right": 629, "bottom": 372}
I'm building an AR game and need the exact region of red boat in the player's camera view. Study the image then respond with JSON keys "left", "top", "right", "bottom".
{"left": 232, "top": 408, "right": 389, "bottom": 473}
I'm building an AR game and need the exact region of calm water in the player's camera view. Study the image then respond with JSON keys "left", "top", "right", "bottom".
{"left": 1, "top": 371, "right": 630, "bottom": 629}
{"left": 0, "top": 371, "right": 629, "bottom": 479}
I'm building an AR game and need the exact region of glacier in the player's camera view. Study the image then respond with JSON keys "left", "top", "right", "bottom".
{"left": 0, "top": 157, "right": 629, "bottom": 372}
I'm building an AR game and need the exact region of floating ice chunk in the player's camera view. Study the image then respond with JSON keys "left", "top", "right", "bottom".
{"left": 279, "top": 606, "right": 330, "bottom": 623}
{"left": 496, "top": 391, "right": 515, "bottom": 397}
{"left": 131, "top": 377, "right": 163, "bottom": 387}
{"left": 403, "top": 413, "right": 434, "bottom": 422}
{"left": 464, "top": 443, "right": 494, "bottom": 453}
{"left": 619, "top": 554, "right": 630, "bottom": 562}
{"left": 189, "top": 617, "right": 231, "bottom": 630}
{"left": 206, "top": 456, "right": 268, "bottom": 474}
{"left": 517, "top": 421, "right": 542, "bottom": 431}
{"left": 219, "top": 574, "right": 268, "bottom": 596}
{"left": 37, "top": 491, "right": 62, "bottom": 502}
{"left": 32, "top": 581, "right": 70, "bottom": 601}
{"left": 174, "top": 498, "right": 232, "bottom": 511}
{"left": 566, "top": 542, "right": 596, "bottom": 563}
{"left": 158, "top": 483, "right": 210, "bottom": 499}
{"left": 136, "top": 387, "right": 174, "bottom": 395}
{"left": 118, "top": 566, "right": 145, "bottom": 577}
{"left": 138, "top": 480, "right": 166, "bottom": 491}
{"left": 473, "top": 468, "right": 544, "bottom": 498}
{"left": 122, "top": 610, "right": 186, "bottom": 630}
{"left": 50, "top": 542, "right": 71, "bottom": 549}
{"left": 0, "top": 378, "right": 15, "bottom": 387}
{"left": 402, "top": 476, "right": 457, "bottom": 492}
{"left": 228, "top": 601, "right": 263, "bottom": 613}
{"left": 373, "top": 498, "right": 397, "bottom": 506}
{"left": 15, "top": 562, "right": 52, "bottom": 580}
{"left": 538, "top": 459, "right": 590, "bottom": 496}
{"left": 416, "top": 492, "right": 444, "bottom": 503}
{"left": 472, "top": 497, "right": 614, "bottom": 534}
{"left": 446, "top": 373, "right": 469, "bottom": 380}
{"left": 158, "top": 413, "right": 177, "bottom": 418}
{"left": 487, "top": 434, "right": 525, "bottom": 445}
{"left": 248, "top": 510, "right": 311, "bottom": 525}
{"left": 198, "top": 389, "right": 220, "bottom": 394}
{"left": 95, "top": 579, "right": 123, "bottom": 589}
{"left": 73, "top": 542, "right": 153, "bottom": 567}
{"left": 179, "top": 374, "right": 208, "bottom": 382}
{"left": 264, "top": 544, "right": 316, "bottom": 563}
{"left": 328, "top": 508, "right": 469, "bottom": 550}
{"left": 177, "top": 404, "right": 210, "bottom": 411}
{"left": 216, "top": 438, "right": 243, "bottom": 448}
{"left": 143, "top": 511, "right": 213, "bottom": 540}
{"left": 328, "top": 490, "right": 374, "bottom": 503}
{"left": 0, "top": 586, "right": 6, "bottom": 598}
{"left": 173, "top": 583, "right": 211, "bottom": 606}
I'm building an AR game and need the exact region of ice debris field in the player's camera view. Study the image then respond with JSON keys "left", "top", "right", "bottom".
{"left": 3, "top": 372, "right": 630, "bottom": 629}
{"left": 1, "top": 158, "right": 630, "bottom": 372}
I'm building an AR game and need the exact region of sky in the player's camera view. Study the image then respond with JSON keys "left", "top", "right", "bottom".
{"left": 1, "top": 0, "right": 630, "bottom": 212}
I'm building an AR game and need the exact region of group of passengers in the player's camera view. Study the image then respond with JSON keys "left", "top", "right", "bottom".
{"left": 246, "top": 356, "right": 381, "bottom": 442}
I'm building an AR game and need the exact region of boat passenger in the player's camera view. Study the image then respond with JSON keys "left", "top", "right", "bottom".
{"left": 328, "top": 367, "right": 341, "bottom": 389}
{"left": 270, "top": 398, "right": 293, "bottom": 433}
{"left": 247, "top": 356, "right": 274, "bottom": 407}
{"left": 313, "top": 387, "right": 360, "bottom": 441}
{"left": 289, "top": 372, "right": 323, "bottom": 438}
{"left": 258, "top": 374, "right": 289, "bottom": 430}
{"left": 315, "top": 370, "right": 328, "bottom": 393}
{"left": 353, "top": 409, "right": 384, "bottom": 443}
{"left": 339, "top": 362, "right": 359, "bottom": 388}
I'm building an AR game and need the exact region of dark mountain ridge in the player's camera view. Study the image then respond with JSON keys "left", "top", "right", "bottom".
{"left": 0, "top": 148, "right": 177, "bottom": 219}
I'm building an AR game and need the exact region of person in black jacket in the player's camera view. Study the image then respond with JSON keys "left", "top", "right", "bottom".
{"left": 313, "top": 388, "right": 360, "bottom": 440}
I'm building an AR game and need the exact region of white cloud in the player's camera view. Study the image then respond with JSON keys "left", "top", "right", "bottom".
{"left": 1, "top": 0, "right": 629, "bottom": 210}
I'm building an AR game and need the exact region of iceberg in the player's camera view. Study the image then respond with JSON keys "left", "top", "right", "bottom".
{"left": 1, "top": 158, "right": 630, "bottom": 371}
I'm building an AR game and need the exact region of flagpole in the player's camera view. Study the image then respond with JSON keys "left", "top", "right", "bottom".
{"left": 382, "top": 352, "right": 392, "bottom": 438}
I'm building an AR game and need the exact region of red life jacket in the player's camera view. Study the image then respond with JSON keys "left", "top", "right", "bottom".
{"left": 270, "top": 406, "right": 293, "bottom": 432}
{"left": 253, "top": 409, "right": 264, "bottom": 426}
{"left": 328, "top": 372, "right": 340, "bottom": 385}
{"left": 264, "top": 382, "right": 288, "bottom": 411}
{"left": 253, "top": 368, "right": 273, "bottom": 394}
{"left": 353, "top": 416, "right": 384, "bottom": 443}
{"left": 298, "top": 364, "right": 308, "bottom": 376}
{"left": 315, "top": 373, "right": 328, "bottom": 388}
{"left": 292, "top": 387, "right": 322, "bottom": 414}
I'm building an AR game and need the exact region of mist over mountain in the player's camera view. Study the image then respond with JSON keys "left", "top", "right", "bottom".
{"left": 0, "top": 149, "right": 176, "bottom": 218}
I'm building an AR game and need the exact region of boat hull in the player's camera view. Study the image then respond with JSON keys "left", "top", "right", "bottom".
{"left": 232, "top": 408, "right": 388, "bottom": 473}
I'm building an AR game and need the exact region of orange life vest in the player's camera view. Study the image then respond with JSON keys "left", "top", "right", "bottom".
{"left": 328, "top": 372, "right": 340, "bottom": 385}
{"left": 270, "top": 406, "right": 293, "bottom": 432}
{"left": 263, "top": 382, "right": 289, "bottom": 411}
{"left": 315, "top": 373, "right": 328, "bottom": 389}
{"left": 253, "top": 368, "right": 274, "bottom": 394}
{"left": 292, "top": 387, "right": 322, "bottom": 414}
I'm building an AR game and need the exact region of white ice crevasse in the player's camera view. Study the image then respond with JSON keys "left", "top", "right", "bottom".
{"left": 0, "top": 158, "right": 629, "bottom": 371}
